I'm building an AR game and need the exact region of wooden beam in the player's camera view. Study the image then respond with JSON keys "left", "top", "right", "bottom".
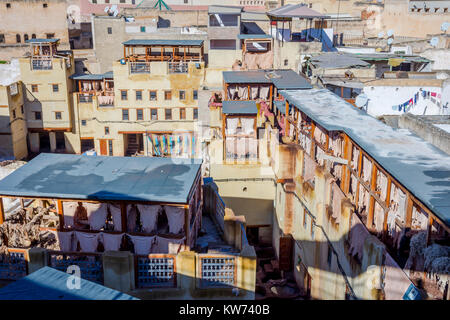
{"left": 0, "top": 197, "right": 4, "bottom": 225}
{"left": 285, "top": 100, "right": 289, "bottom": 137}
{"left": 367, "top": 163, "right": 378, "bottom": 230}
{"left": 405, "top": 195, "right": 413, "bottom": 228}
{"left": 57, "top": 200, "right": 64, "bottom": 231}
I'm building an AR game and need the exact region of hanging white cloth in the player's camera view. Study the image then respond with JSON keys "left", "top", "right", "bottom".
{"left": 236, "top": 137, "right": 247, "bottom": 158}
{"left": 226, "top": 118, "right": 239, "bottom": 135}
{"left": 127, "top": 205, "right": 138, "bottom": 233}
{"left": 259, "top": 86, "right": 270, "bottom": 100}
{"left": 62, "top": 201, "right": 78, "bottom": 228}
{"left": 251, "top": 86, "right": 259, "bottom": 99}
{"left": 249, "top": 138, "right": 258, "bottom": 159}
{"left": 102, "top": 233, "right": 124, "bottom": 251}
{"left": 238, "top": 86, "right": 248, "bottom": 100}
{"left": 129, "top": 235, "right": 156, "bottom": 255}
{"left": 154, "top": 236, "right": 186, "bottom": 254}
{"left": 164, "top": 206, "right": 185, "bottom": 234}
{"left": 137, "top": 204, "right": 160, "bottom": 233}
{"left": 228, "top": 85, "right": 237, "bottom": 100}
{"left": 108, "top": 204, "right": 122, "bottom": 231}
{"left": 85, "top": 202, "right": 108, "bottom": 231}
{"left": 56, "top": 231, "right": 74, "bottom": 252}
{"left": 75, "top": 231, "right": 101, "bottom": 252}
{"left": 241, "top": 118, "right": 255, "bottom": 135}
{"left": 226, "top": 138, "right": 236, "bottom": 157}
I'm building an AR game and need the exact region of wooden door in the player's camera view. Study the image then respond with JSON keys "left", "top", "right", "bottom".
{"left": 99, "top": 139, "right": 107, "bottom": 155}
{"left": 279, "top": 234, "right": 293, "bottom": 271}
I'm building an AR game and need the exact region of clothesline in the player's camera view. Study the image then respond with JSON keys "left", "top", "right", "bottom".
{"left": 392, "top": 89, "right": 441, "bottom": 112}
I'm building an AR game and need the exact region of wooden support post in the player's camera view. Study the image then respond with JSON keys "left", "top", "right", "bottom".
{"left": 248, "top": 85, "right": 250, "bottom": 100}
{"left": 121, "top": 203, "right": 128, "bottom": 233}
{"left": 56, "top": 200, "right": 64, "bottom": 231}
{"left": 269, "top": 85, "right": 273, "bottom": 111}
{"left": 405, "top": 195, "right": 413, "bottom": 228}
{"left": 367, "top": 163, "right": 378, "bottom": 230}
{"left": 310, "top": 123, "right": 316, "bottom": 157}
{"left": 382, "top": 177, "right": 392, "bottom": 239}
{"left": 354, "top": 150, "right": 363, "bottom": 209}
{"left": 161, "top": 47, "right": 164, "bottom": 61}
{"left": 0, "top": 197, "right": 4, "bottom": 225}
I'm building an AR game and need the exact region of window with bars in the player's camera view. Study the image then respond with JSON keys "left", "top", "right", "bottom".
{"left": 136, "top": 90, "right": 142, "bottom": 100}
{"left": 55, "top": 112, "right": 62, "bottom": 120}
{"left": 136, "top": 256, "right": 176, "bottom": 288}
{"left": 137, "top": 109, "right": 143, "bottom": 120}
{"left": 149, "top": 90, "right": 157, "bottom": 101}
{"left": 122, "top": 109, "right": 129, "bottom": 120}
{"left": 151, "top": 108, "right": 158, "bottom": 120}
{"left": 199, "top": 256, "right": 236, "bottom": 288}
{"left": 193, "top": 108, "right": 198, "bottom": 120}
{"left": 121, "top": 90, "right": 127, "bottom": 100}
{"left": 165, "top": 109, "right": 172, "bottom": 120}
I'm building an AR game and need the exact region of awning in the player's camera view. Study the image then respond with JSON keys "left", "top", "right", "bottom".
{"left": 222, "top": 100, "right": 258, "bottom": 114}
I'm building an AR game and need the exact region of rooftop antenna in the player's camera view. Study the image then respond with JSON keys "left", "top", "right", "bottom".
{"left": 355, "top": 93, "right": 369, "bottom": 109}
{"left": 153, "top": 0, "right": 171, "bottom": 11}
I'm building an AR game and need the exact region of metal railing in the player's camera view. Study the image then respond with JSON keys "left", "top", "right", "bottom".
{"left": 31, "top": 58, "right": 52, "bottom": 70}
{"left": 129, "top": 62, "right": 151, "bottom": 74}
{"left": 168, "top": 61, "right": 188, "bottom": 74}
{"left": 0, "top": 249, "right": 28, "bottom": 281}
{"left": 48, "top": 251, "right": 104, "bottom": 284}
{"left": 198, "top": 255, "right": 236, "bottom": 288}
{"left": 135, "top": 254, "right": 176, "bottom": 288}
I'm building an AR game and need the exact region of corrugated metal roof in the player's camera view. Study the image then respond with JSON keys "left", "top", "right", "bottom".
{"left": 222, "top": 100, "right": 258, "bottom": 114}
{"left": 208, "top": 5, "right": 243, "bottom": 14}
{"left": 0, "top": 267, "right": 138, "bottom": 300}
{"left": 223, "top": 70, "right": 312, "bottom": 89}
{"left": 279, "top": 88, "right": 450, "bottom": 227}
{"left": 267, "top": 4, "right": 329, "bottom": 19}
{"left": 0, "top": 153, "right": 202, "bottom": 204}
{"left": 25, "top": 38, "right": 59, "bottom": 44}
{"left": 122, "top": 39, "right": 204, "bottom": 46}
{"left": 311, "top": 52, "right": 370, "bottom": 69}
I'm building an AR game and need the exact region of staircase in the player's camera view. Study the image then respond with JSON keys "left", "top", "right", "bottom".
{"left": 126, "top": 134, "right": 143, "bottom": 156}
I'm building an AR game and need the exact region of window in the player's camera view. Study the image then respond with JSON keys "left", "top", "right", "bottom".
{"left": 81, "top": 120, "right": 87, "bottom": 126}
{"left": 31, "top": 84, "right": 38, "bottom": 93}
{"left": 46, "top": 33, "right": 54, "bottom": 39}
{"left": 137, "top": 108, "right": 143, "bottom": 120}
{"left": 12, "top": 110, "right": 16, "bottom": 119}
{"left": 122, "top": 109, "right": 129, "bottom": 120}
{"left": 209, "top": 14, "right": 238, "bottom": 27}
{"left": 165, "top": 108, "right": 172, "bottom": 120}
{"left": 180, "top": 108, "right": 186, "bottom": 120}
{"left": 120, "top": 0, "right": 125, "bottom": 3}
{"left": 105, "top": 0, "right": 110, "bottom": 3}
{"left": 55, "top": 112, "right": 62, "bottom": 120}
{"left": 193, "top": 90, "right": 198, "bottom": 100}
{"left": 24, "top": 34, "right": 29, "bottom": 42}
{"left": 92, "top": 0, "right": 97, "bottom": 3}
{"left": 6, "top": 3, "right": 11, "bottom": 8}
{"left": 184, "top": 0, "right": 188, "bottom": 3}
{"left": 43, "top": 3, "right": 48, "bottom": 8}
{"left": 0, "top": 34, "right": 4, "bottom": 43}
{"left": 108, "top": 140, "right": 113, "bottom": 156}
{"left": 121, "top": 90, "right": 127, "bottom": 100}
{"left": 52, "top": 84, "right": 59, "bottom": 92}
{"left": 193, "top": 108, "right": 198, "bottom": 120}
{"left": 16, "top": 34, "right": 21, "bottom": 43}
{"left": 151, "top": 108, "right": 158, "bottom": 120}
{"left": 140, "top": 26, "right": 146, "bottom": 32}
{"left": 135, "top": 90, "right": 142, "bottom": 100}
{"left": 21, "top": 105, "right": 24, "bottom": 114}
{"left": 31, "top": 34, "right": 36, "bottom": 39}
{"left": 284, "top": 59, "right": 289, "bottom": 66}
{"left": 444, "top": 8, "right": 448, "bottom": 13}
{"left": 210, "top": 39, "right": 236, "bottom": 50}
{"left": 164, "top": 90, "right": 172, "bottom": 100}
{"left": 105, "top": 126, "right": 110, "bottom": 135}
{"left": 149, "top": 90, "right": 157, "bottom": 100}
{"left": 179, "top": 90, "right": 185, "bottom": 100}
{"left": 107, "top": 27, "right": 112, "bottom": 35}
{"left": 34, "top": 112, "right": 42, "bottom": 120}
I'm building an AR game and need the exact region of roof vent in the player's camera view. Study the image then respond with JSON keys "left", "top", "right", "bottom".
{"left": 344, "top": 70, "right": 354, "bottom": 79}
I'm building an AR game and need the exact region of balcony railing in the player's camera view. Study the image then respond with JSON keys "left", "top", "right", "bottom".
{"left": 31, "top": 58, "right": 52, "bottom": 70}
{"left": 168, "top": 61, "right": 188, "bottom": 74}
{"left": 129, "top": 62, "right": 151, "bottom": 74}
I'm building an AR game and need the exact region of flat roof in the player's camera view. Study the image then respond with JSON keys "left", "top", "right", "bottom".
{"left": 208, "top": 5, "right": 243, "bottom": 14}
{"left": 70, "top": 71, "right": 114, "bottom": 80}
{"left": 274, "top": 100, "right": 286, "bottom": 115}
{"left": 350, "top": 53, "right": 431, "bottom": 63}
{"left": 0, "top": 267, "right": 138, "bottom": 300}
{"left": 279, "top": 88, "right": 450, "bottom": 227}
{"left": 25, "top": 38, "right": 59, "bottom": 44}
{"left": 0, "top": 153, "right": 202, "bottom": 204}
{"left": 223, "top": 70, "right": 312, "bottom": 89}
{"left": 311, "top": 52, "right": 371, "bottom": 69}
{"left": 267, "top": 4, "right": 329, "bottom": 19}
{"left": 222, "top": 100, "right": 258, "bottom": 114}
{"left": 122, "top": 39, "right": 204, "bottom": 47}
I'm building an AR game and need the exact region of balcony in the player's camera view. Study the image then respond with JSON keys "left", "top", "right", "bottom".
{"left": 78, "top": 94, "right": 93, "bottom": 103}
{"left": 31, "top": 58, "right": 52, "bottom": 70}
{"left": 168, "top": 61, "right": 188, "bottom": 74}
{"left": 129, "top": 62, "right": 151, "bottom": 74}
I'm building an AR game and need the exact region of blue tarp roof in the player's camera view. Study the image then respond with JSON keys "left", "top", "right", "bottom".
{"left": 222, "top": 100, "right": 258, "bottom": 114}
{"left": 0, "top": 153, "right": 202, "bottom": 204}
{"left": 123, "top": 39, "right": 204, "bottom": 46}
{"left": 223, "top": 70, "right": 312, "bottom": 90}
{"left": 0, "top": 267, "right": 138, "bottom": 300}
{"left": 274, "top": 100, "right": 286, "bottom": 115}
{"left": 25, "top": 38, "right": 59, "bottom": 44}
{"left": 279, "top": 89, "right": 450, "bottom": 227}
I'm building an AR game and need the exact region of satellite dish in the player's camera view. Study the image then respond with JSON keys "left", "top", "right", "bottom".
{"left": 355, "top": 94, "right": 369, "bottom": 108}
{"left": 110, "top": 5, "right": 118, "bottom": 11}
{"left": 378, "top": 31, "right": 384, "bottom": 38}
{"left": 430, "top": 37, "right": 439, "bottom": 47}
{"left": 387, "top": 29, "right": 394, "bottom": 37}
{"left": 113, "top": 9, "right": 119, "bottom": 17}
{"left": 104, "top": 6, "right": 110, "bottom": 13}
{"left": 441, "top": 22, "right": 450, "bottom": 32}
{"left": 387, "top": 38, "right": 394, "bottom": 45}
